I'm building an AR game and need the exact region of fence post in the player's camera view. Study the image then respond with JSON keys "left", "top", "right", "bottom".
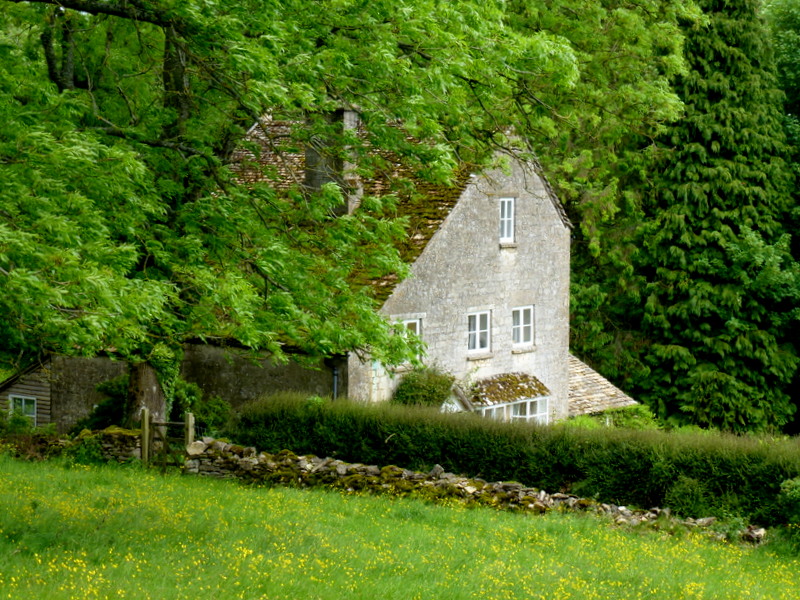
{"left": 184, "top": 412, "right": 195, "bottom": 447}
{"left": 141, "top": 407, "right": 150, "bottom": 467}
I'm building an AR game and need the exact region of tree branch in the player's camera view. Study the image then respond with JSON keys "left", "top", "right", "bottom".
{"left": 93, "top": 126, "right": 210, "bottom": 158}
{"left": 7, "top": 0, "right": 192, "bottom": 33}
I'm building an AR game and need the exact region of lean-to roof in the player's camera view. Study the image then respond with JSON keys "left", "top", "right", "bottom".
{"left": 568, "top": 354, "right": 637, "bottom": 416}
{"left": 471, "top": 372, "right": 551, "bottom": 407}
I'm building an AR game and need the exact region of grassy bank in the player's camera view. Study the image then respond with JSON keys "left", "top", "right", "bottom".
{"left": 1, "top": 456, "right": 799, "bottom": 599}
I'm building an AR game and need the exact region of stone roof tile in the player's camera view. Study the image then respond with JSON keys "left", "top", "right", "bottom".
{"left": 568, "top": 354, "right": 637, "bottom": 416}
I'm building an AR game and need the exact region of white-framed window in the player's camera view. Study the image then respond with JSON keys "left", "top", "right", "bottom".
{"left": 403, "top": 318, "right": 422, "bottom": 338}
{"left": 480, "top": 397, "right": 549, "bottom": 425}
{"left": 468, "top": 311, "right": 491, "bottom": 351}
{"left": 512, "top": 306, "right": 534, "bottom": 346}
{"left": 499, "top": 197, "right": 515, "bottom": 243}
{"left": 9, "top": 395, "right": 36, "bottom": 426}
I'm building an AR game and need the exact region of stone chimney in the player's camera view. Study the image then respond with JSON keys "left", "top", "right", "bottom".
{"left": 304, "top": 108, "right": 362, "bottom": 215}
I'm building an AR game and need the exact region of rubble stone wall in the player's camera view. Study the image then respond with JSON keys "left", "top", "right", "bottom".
{"left": 184, "top": 438, "right": 767, "bottom": 542}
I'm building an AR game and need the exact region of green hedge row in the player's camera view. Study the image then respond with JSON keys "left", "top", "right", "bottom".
{"left": 230, "top": 395, "right": 800, "bottom": 525}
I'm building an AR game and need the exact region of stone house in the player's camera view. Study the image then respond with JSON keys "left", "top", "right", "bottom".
{"left": 2, "top": 115, "right": 635, "bottom": 431}
{"left": 235, "top": 116, "right": 573, "bottom": 424}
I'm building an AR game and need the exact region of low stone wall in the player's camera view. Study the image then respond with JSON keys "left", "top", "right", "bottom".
{"left": 184, "top": 437, "right": 766, "bottom": 542}
{"left": 74, "top": 426, "right": 141, "bottom": 462}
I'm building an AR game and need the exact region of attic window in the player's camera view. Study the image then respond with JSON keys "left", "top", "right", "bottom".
{"left": 403, "top": 318, "right": 422, "bottom": 337}
{"left": 499, "top": 197, "right": 515, "bottom": 243}
{"left": 9, "top": 395, "right": 36, "bottom": 427}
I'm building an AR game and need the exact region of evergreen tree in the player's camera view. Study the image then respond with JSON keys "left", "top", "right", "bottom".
{"left": 633, "top": 0, "right": 800, "bottom": 431}
{"left": 506, "top": 0, "right": 699, "bottom": 390}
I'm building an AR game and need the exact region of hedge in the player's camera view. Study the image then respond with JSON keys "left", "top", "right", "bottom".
{"left": 229, "top": 395, "right": 800, "bottom": 525}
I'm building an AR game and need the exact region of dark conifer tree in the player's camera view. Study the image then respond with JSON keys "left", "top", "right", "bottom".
{"left": 633, "top": 0, "right": 800, "bottom": 431}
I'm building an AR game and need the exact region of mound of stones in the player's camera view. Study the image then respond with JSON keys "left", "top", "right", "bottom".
{"left": 185, "top": 437, "right": 766, "bottom": 544}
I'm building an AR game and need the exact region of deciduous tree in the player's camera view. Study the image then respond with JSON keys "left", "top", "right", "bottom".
{"left": 0, "top": 0, "right": 579, "bottom": 418}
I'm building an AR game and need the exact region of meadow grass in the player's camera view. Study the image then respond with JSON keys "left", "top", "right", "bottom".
{"left": 0, "top": 455, "right": 798, "bottom": 600}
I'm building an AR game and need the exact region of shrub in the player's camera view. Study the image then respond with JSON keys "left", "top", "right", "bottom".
{"left": 2, "top": 410, "right": 34, "bottom": 435}
{"left": 603, "top": 405, "right": 661, "bottom": 430}
{"left": 779, "top": 476, "right": 800, "bottom": 524}
{"left": 664, "top": 475, "right": 712, "bottom": 518}
{"left": 229, "top": 395, "right": 800, "bottom": 526}
{"left": 70, "top": 375, "right": 128, "bottom": 434}
{"left": 392, "top": 367, "right": 455, "bottom": 407}
{"left": 170, "top": 379, "right": 232, "bottom": 436}
{"left": 64, "top": 435, "right": 105, "bottom": 466}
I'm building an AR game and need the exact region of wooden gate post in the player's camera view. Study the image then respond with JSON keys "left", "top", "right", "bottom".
{"left": 184, "top": 412, "right": 195, "bottom": 447}
{"left": 141, "top": 407, "right": 150, "bottom": 466}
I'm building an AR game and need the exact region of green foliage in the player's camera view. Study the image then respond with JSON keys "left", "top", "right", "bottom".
{"left": 518, "top": 0, "right": 700, "bottom": 399}
{"left": 664, "top": 475, "right": 712, "bottom": 518}
{"left": 778, "top": 476, "right": 800, "bottom": 524}
{"left": 560, "top": 406, "right": 660, "bottom": 431}
{"left": 64, "top": 435, "right": 105, "bottom": 466}
{"left": 765, "top": 0, "right": 800, "bottom": 115}
{"left": 558, "top": 415, "right": 604, "bottom": 430}
{"left": 170, "top": 379, "right": 232, "bottom": 436}
{"left": 1, "top": 410, "right": 34, "bottom": 436}
{"left": 231, "top": 395, "right": 800, "bottom": 525}
{"left": 595, "top": 0, "right": 800, "bottom": 433}
{"left": 604, "top": 405, "right": 661, "bottom": 430}
{"left": 0, "top": 0, "right": 588, "bottom": 387}
{"left": 391, "top": 367, "right": 455, "bottom": 407}
{"left": 70, "top": 375, "right": 129, "bottom": 434}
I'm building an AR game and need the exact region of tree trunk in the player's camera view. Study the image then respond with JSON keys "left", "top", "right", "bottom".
{"left": 126, "top": 362, "right": 166, "bottom": 427}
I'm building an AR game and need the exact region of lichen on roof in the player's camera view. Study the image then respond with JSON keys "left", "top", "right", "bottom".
{"left": 471, "top": 372, "right": 550, "bottom": 407}
{"left": 230, "top": 118, "right": 476, "bottom": 303}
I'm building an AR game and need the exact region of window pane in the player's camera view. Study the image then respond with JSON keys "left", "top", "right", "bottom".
{"left": 468, "top": 312, "right": 489, "bottom": 350}
{"left": 512, "top": 306, "right": 533, "bottom": 345}
{"left": 500, "top": 198, "right": 514, "bottom": 241}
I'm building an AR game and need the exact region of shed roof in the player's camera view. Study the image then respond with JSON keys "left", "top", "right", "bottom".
{"left": 567, "top": 354, "right": 637, "bottom": 416}
{"left": 0, "top": 359, "right": 49, "bottom": 393}
{"left": 471, "top": 372, "right": 551, "bottom": 407}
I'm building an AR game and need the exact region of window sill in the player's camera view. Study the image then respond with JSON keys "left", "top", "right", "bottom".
{"left": 499, "top": 242, "right": 518, "bottom": 250}
{"left": 512, "top": 346, "right": 536, "bottom": 354}
{"left": 467, "top": 352, "right": 494, "bottom": 361}
{"left": 390, "top": 363, "right": 413, "bottom": 374}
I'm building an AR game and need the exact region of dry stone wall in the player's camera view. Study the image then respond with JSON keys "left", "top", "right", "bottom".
{"left": 184, "top": 437, "right": 766, "bottom": 542}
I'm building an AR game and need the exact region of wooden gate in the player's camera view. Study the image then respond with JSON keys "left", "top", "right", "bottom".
{"left": 140, "top": 408, "right": 195, "bottom": 471}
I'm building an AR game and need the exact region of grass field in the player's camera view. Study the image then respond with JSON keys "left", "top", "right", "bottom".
{"left": 1, "top": 455, "right": 798, "bottom": 600}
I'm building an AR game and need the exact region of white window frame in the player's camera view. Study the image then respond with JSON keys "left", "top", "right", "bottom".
{"left": 467, "top": 311, "right": 491, "bottom": 352}
{"left": 480, "top": 397, "right": 549, "bottom": 425}
{"left": 512, "top": 305, "right": 534, "bottom": 346}
{"left": 499, "top": 197, "right": 515, "bottom": 243}
{"left": 9, "top": 395, "right": 37, "bottom": 427}
{"left": 402, "top": 318, "right": 422, "bottom": 338}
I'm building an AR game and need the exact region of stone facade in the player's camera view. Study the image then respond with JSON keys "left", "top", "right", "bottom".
{"left": 348, "top": 158, "right": 571, "bottom": 422}
{"left": 0, "top": 347, "right": 338, "bottom": 433}
{"left": 180, "top": 345, "right": 341, "bottom": 409}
